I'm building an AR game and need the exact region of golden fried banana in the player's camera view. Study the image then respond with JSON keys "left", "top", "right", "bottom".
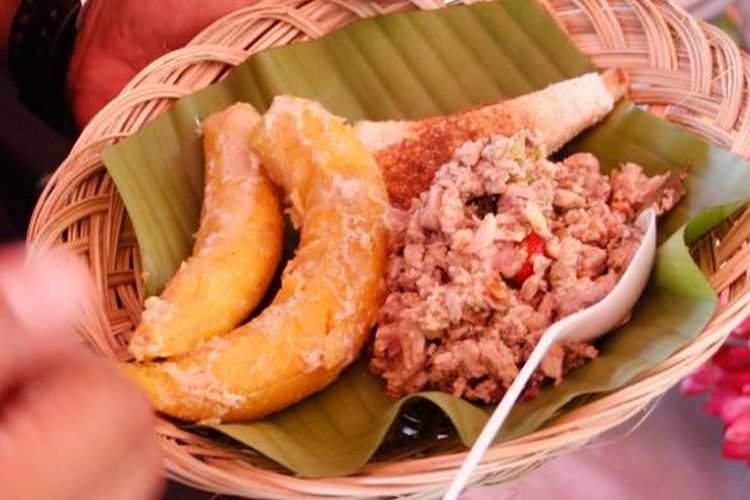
{"left": 125, "top": 96, "right": 389, "bottom": 422}
{"left": 128, "top": 103, "right": 284, "bottom": 361}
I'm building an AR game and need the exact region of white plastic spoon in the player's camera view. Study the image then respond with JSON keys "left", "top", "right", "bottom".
{"left": 444, "top": 208, "right": 657, "bottom": 500}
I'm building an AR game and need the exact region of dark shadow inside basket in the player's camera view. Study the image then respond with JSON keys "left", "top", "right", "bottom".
{"left": 101, "top": 0, "right": 750, "bottom": 478}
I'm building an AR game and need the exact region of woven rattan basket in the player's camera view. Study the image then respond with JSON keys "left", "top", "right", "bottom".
{"left": 26, "top": 0, "right": 750, "bottom": 497}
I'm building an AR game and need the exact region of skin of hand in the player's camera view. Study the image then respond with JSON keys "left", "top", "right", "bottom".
{"left": 67, "top": 0, "right": 261, "bottom": 126}
{"left": 3, "top": 0, "right": 395, "bottom": 126}
{"left": 0, "top": 247, "right": 164, "bottom": 500}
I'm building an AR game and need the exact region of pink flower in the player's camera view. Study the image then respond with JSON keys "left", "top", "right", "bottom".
{"left": 720, "top": 396, "right": 750, "bottom": 425}
{"left": 713, "top": 345, "right": 750, "bottom": 371}
{"left": 723, "top": 413, "right": 750, "bottom": 459}
{"left": 731, "top": 315, "right": 750, "bottom": 339}
{"left": 701, "top": 387, "right": 736, "bottom": 417}
{"left": 682, "top": 332, "right": 750, "bottom": 466}
{"left": 680, "top": 362, "right": 722, "bottom": 395}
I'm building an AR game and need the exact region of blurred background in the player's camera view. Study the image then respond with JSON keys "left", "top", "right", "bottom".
{"left": 1, "top": 1, "right": 749, "bottom": 499}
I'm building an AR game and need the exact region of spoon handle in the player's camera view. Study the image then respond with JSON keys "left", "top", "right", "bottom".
{"left": 443, "top": 330, "right": 558, "bottom": 500}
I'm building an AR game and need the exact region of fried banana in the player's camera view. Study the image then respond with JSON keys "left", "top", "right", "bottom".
{"left": 129, "top": 103, "right": 284, "bottom": 360}
{"left": 125, "top": 97, "right": 388, "bottom": 422}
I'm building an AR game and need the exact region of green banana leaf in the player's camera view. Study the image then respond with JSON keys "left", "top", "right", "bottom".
{"left": 102, "top": 0, "right": 750, "bottom": 477}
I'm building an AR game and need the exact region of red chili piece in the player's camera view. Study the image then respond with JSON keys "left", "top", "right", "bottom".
{"left": 507, "top": 232, "right": 547, "bottom": 287}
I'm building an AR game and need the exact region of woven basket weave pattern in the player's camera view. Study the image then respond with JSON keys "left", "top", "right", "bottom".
{"left": 26, "top": 0, "right": 750, "bottom": 497}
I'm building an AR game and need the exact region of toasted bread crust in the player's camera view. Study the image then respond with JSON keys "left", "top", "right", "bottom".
{"left": 356, "top": 70, "right": 628, "bottom": 207}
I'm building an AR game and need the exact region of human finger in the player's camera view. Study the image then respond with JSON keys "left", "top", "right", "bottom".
{"left": 0, "top": 347, "right": 163, "bottom": 500}
{"left": 0, "top": 246, "right": 90, "bottom": 392}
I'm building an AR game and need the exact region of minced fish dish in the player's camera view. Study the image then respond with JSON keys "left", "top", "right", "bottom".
{"left": 370, "top": 131, "right": 682, "bottom": 403}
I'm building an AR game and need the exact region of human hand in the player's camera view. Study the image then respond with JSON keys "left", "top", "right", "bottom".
{"left": 0, "top": 248, "right": 163, "bottom": 500}
{"left": 67, "top": 0, "right": 261, "bottom": 126}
